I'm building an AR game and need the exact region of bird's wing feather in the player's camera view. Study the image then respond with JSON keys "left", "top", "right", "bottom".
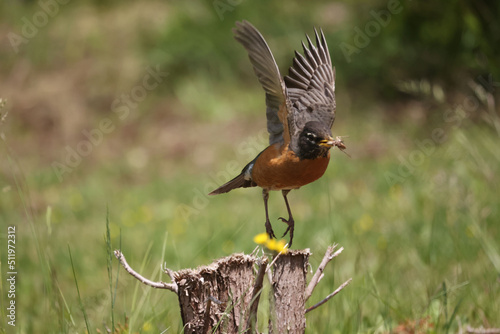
{"left": 233, "top": 21, "right": 291, "bottom": 146}
{"left": 284, "top": 28, "right": 336, "bottom": 150}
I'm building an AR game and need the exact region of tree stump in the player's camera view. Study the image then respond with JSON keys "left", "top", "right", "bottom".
{"left": 268, "top": 250, "right": 309, "bottom": 333}
{"left": 175, "top": 253, "right": 258, "bottom": 333}
{"left": 115, "top": 244, "right": 351, "bottom": 334}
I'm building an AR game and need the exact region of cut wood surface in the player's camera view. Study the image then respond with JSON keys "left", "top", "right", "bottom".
{"left": 175, "top": 253, "right": 257, "bottom": 333}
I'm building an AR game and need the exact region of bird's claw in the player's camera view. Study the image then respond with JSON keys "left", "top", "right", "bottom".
{"left": 265, "top": 220, "right": 276, "bottom": 239}
{"left": 278, "top": 217, "right": 290, "bottom": 236}
{"left": 278, "top": 217, "right": 294, "bottom": 246}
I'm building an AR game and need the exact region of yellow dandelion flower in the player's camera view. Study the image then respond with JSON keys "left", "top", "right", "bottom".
{"left": 142, "top": 321, "right": 152, "bottom": 332}
{"left": 253, "top": 232, "right": 269, "bottom": 245}
{"left": 273, "top": 239, "right": 288, "bottom": 254}
{"left": 266, "top": 239, "right": 288, "bottom": 254}
{"left": 266, "top": 239, "right": 278, "bottom": 250}
{"left": 359, "top": 214, "right": 373, "bottom": 231}
{"left": 354, "top": 214, "right": 373, "bottom": 235}
{"left": 253, "top": 233, "right": 288, "bottom": 254}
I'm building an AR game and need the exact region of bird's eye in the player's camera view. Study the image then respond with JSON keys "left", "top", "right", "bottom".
{"left": 306, "top": 133, "right": 316, "bottom": 142}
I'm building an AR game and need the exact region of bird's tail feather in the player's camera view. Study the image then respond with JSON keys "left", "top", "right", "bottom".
{"left": 208, "top": 173, "right": 257, "bottom": 195}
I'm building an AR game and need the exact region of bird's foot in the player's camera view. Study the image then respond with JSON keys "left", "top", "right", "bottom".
{"left": 278, "top": 217, "right": 294, "bottom": 247}
{"left": 265, "top": 219, "right": 276, "bottom": 239}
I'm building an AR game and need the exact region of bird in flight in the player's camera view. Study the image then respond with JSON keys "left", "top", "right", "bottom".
{"left": 209, "top": 21, "right": 345, "bottom": 247}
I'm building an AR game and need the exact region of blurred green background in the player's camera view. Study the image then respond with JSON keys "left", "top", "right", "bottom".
{"left": 1, "top": 0, "right": 499, "bottom": 333}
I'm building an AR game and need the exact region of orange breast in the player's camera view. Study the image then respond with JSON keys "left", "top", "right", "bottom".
{"left": 252, "top": 143, "right": 330, "bottom": 190}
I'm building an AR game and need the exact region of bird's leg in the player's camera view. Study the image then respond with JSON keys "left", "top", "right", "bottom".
{"left": 263, "top": 189, "right": 276, "bottom": 239}
{"left": 278, "top": 189, "right": 295, "bottom": 247}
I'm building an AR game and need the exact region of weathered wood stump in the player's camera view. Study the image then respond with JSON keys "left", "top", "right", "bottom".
{"left": 268, "top": 250, "right": 309, "bottom": 333}
{"left": 115, "top": 245, "right": 350, "bottom": 334}
{"left": 175, "top": 253, "right": 258, "bottom": 333}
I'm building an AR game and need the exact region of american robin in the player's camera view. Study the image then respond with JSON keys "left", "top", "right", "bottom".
{"left": 209, "top": 21, "right": 345, "bottom": 247}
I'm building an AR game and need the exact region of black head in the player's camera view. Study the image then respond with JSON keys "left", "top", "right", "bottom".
{"left": 297, "top": 121, "right": 334, "bottom": 160}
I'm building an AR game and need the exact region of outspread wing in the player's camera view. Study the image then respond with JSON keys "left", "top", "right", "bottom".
{"left": 233, "top": 21, "right": 291, "bottom": 146}
{"left": 284, "top": 28, "right": 336, "bottom": 152}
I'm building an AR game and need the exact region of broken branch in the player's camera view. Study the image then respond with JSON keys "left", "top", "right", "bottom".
{"left": 305, "top": 278, "right": 352, "bottom": 314}
{"left": 305, "top": 244, "right": 343, "bottom": 301}
{"left": 245, "top": 257, "right": 268, "bottom": 332}
{"left": 114, "top": 250, "right": 178, "bottom": 293}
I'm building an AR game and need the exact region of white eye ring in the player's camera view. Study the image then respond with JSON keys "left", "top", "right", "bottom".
{"left": 306, "top": 132, "right": 315, "bottom": 139}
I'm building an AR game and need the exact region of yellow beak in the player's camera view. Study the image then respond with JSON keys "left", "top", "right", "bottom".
{"left": 318, "top": 136, "right": 335, "bottom": 148}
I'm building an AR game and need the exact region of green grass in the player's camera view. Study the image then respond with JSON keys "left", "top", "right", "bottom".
{"left": 1, "top": 109, "right": 499, "bottom": 333}
{"left": 1, "top": 1, "right": 499, "bottom": 333}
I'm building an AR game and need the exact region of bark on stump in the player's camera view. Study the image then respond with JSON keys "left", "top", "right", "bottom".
{"left": 268, "top": 250, "right": 309, "bottom": 333}
{"left": 175, "top": 253, "right": 257, "bottom": 333}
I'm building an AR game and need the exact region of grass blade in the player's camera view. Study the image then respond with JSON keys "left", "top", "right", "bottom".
{"left": 68, "top": 245, "right": 91, "bottom": 333}
{"left": 105, "top": 207, "right": 116, "bottom": 332}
